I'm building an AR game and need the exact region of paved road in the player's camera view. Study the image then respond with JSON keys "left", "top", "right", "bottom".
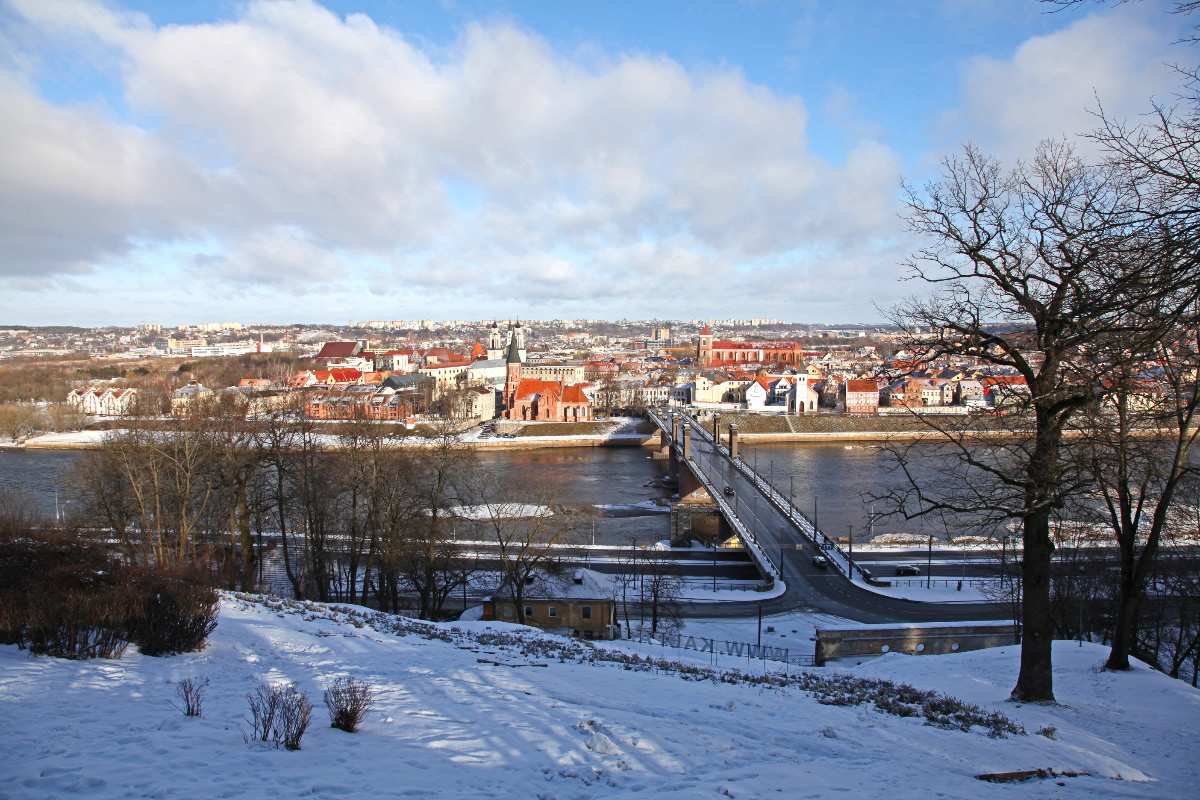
{"left": 656, "top": 411, "right": 1012, "bottom": 624}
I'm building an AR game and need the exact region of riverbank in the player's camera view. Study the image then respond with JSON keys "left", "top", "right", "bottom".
{"left": 12, "top": 430, "right": 661, "bottom": 451}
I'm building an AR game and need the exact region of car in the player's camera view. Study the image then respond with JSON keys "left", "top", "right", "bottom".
{"left": 722, "top": 486, "right": 735, "bottom": 496}
{"left": 895, "top": 564, "right": 921, "bottom": 576}
{"left": 811, "top": 555, "right": 829, "bottom": 569}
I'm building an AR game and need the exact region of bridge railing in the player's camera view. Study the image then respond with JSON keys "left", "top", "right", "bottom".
{"left": 649, "top": 408, "right": 780, "bottom": 578}
{"left": 672, "top": 410, "right": 874, "bottom": 583}
{"left": 691, "top": 457, "right": 781, "bottom": 579}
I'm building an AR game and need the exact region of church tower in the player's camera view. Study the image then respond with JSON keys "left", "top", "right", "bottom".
{"left": 503, "top": 329, "right": 523, "bottom": 416}
{"left": 486, "top": 321, "right": 504, "bottom": 360}
{"left": 697, "top": 325, "right": 714, "bottom": 369}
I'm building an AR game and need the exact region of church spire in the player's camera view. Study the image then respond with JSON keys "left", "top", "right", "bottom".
{"left": 505, "top": 328, "right": 523, "bottom": 364}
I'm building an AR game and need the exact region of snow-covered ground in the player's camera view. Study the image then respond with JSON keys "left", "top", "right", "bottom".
{"left": 3, "top": 594, "right": 1197, "bottom": 799}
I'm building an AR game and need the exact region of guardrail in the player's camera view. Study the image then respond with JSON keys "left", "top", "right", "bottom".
{"left": 646, "top": 408, "right": 780, "bottom": 580}
{"left": 671, "top": 410, "right": 873, "bottom": 583}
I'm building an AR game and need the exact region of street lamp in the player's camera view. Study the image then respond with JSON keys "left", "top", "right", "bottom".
{"left": 848, "top": 525, "right": 854, "bottom": 579}
{"left": 927, "top": 534, "right": 933, "bottom": 589}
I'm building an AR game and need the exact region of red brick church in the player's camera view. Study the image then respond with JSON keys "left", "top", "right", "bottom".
{"left": 502, "top": 330, "right": 594, "bottom": 421}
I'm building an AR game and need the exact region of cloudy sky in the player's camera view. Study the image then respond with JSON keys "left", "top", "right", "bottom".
{"left": 0, "top": 0, "right": 1189, "bottom": 327}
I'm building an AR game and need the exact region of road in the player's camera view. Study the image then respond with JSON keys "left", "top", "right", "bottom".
{"left": 657, "top": 410, "right": 1012, "bottom": 624}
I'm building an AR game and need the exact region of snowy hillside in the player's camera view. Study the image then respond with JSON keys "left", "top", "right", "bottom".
{"left": 2, "top": 595, "right": 1198, "bottom": 799}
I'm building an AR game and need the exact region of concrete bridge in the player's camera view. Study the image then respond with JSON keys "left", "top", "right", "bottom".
{"left": 646, "top": 408, "right": 1010, "bottom": 625}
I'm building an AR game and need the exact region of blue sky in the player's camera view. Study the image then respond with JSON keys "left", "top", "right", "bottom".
{"left": 0, "top": 0, "right": 1189, "bottom": 327}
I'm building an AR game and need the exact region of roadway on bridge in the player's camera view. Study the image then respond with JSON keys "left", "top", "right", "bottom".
{"left": 661, "top": 411, "right": 1012, "bottom": 624}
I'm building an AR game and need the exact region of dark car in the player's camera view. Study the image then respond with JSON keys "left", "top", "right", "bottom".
{"left": 895, "top": 564, "right": 921, "bottom": 576}
{"left": 811, "top": 555, "right": 829, "bottom": 569}
{"left": 723, "top": 486, "right": 735, "bottom": 496}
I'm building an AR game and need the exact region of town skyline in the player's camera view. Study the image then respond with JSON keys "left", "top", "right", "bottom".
{"left": 1, "top": 0, "right": 1186, "bottom": 326}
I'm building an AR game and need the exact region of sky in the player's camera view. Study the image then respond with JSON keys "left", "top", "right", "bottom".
{"left": 0, "top": 0, "right": 1191, "bottom": 328}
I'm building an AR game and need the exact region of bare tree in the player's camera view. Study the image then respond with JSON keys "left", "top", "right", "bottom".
{"left": 394, "top": 420, "right": 477, "bottom": 619}
{"left": 638, "top": 549, "right": 684, "bottom": 636}
{"left": 885, "top": 140, "right": 1191, "bottom": 701}
{"left": 474, "top": 472, "right": 579, "bottom": 626}
{"left": 258, "top": 403, "right": 306, "bottom": 598}
{"left": 206, "top": 396, "right": 267, "bottom": 590}
{"left": 1072, "top": 321, "right": 1200, "bottom": 670}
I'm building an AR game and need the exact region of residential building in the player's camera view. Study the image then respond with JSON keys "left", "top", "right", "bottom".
{"left": 482, "top": 569, "right": 619, "bottom": 640}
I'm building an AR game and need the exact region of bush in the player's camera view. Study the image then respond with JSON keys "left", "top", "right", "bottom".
{"left": 123, "top": 568, "right": 219, "bottom": 656}
{"left": 175, "top": 677, "right": 208, "bottom": 717}
{"left": 0, "top": 529, "right": 219, "bottom": 659}
{"left": 324, "top": 676, "right": 375, "bottom": 732}
{"left": 0, "top": 530, "right": 129, "bottom": 657}
{"left": 22, "top": 587, "right": 131, "bottom": 659}
{"left": 245, "top": 683, "right": 313, "bottom": 750}
{"left": 245, "top": 683, "right": 283, "bottom": 743}
{"left": 277, "top": 685, "right": 314, "bottom": 750}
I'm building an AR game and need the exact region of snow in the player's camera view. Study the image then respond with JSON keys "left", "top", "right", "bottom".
{"left": 2, "top": 594, "right": 1198, "bottom": 799}
{"left": 446, "top": 503, "right": 555, "bottom": 520}
{"left": 853, "top": 579, "right": 991, "bottom": 603}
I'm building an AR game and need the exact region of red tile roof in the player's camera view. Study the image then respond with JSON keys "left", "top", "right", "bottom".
{"left": 316, "top": 341, "right": 360, "bottom": 359}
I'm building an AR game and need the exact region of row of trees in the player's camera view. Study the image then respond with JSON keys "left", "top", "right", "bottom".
{"left": 61, "top": 403, "right": 581, "bottom": 620}
{"left": 886, "top": 65, "right": 1200, "bottom": 698}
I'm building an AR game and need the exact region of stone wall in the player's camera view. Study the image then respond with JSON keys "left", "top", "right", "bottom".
{"left": 814, "top": 623, "right": 1019, "bottom": 666}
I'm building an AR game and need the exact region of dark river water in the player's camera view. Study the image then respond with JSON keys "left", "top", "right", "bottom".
{"left": 0, "top": 442, "right": 950, "bottom": 544}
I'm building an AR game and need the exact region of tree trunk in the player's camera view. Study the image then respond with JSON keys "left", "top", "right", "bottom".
{"left": 1012, "top": 509, "right": 1056, "bottom": 702}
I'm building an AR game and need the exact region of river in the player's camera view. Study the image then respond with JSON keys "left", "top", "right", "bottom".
{"left": 0, "top": 442, "right": 952, "bottom": 543}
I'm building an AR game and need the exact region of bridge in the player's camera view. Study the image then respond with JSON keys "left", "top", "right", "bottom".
{"left": 646, "top": 408, "right": 1009, "bottom": 624}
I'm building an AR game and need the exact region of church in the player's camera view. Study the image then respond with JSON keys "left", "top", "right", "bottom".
{"left": 496, "top": 324, "right": 594, "bottom": 422}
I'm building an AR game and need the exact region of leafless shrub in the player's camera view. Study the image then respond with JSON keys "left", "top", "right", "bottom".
{"left": 244, "top": 682, "right": 313, "bottom": 750}
{"left": 276, "top": 685, "right": 314, "bottom": 750}
{"left": 244, "top": 683, "right": 283, "bottom": 743}
{"left": 174, "top": 677, "right": 208, "bottom": 717}
{"left": 323, "top": 676, "right": 375, "bottom": 732}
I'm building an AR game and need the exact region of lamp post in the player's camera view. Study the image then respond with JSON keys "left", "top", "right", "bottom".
{"left": 848, "top": 525, "right": 853, "bottom": 579}
{"left": 713, "top": 539, "right": 717, "bottom": 591}
{"left": 927, "top": 535, "right": 933, "bottom": 589}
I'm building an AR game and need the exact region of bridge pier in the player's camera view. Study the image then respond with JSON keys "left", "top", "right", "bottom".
{"left": 670, "top": 502, "right": 725, "bottom": 546}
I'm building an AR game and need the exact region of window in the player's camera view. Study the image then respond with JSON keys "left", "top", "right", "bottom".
{"left": 548, "top": 606, "right": 557, "bottom": 619}
{"left": 502, "top": 606, "right": 513, "bottom": 618}
{"left": 523, "top": 606, "right": 534, "bottom": 619}
{"left": 581, "top": 606, "right": 592, "bottom": 620}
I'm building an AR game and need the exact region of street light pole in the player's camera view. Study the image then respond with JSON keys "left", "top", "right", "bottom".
{"left": 847, "top": 525, "right": 854, "bottom": 579}
{"left": 927, "top": 535, "right": 933, "bottom": 589}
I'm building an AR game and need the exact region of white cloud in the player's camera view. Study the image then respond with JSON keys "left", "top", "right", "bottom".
{"left": 4, "top": 0, "right": 1181, "bottom": 325}
{"left": 1, "top": 0, "right": 913, "bottom": 321}
{"left": 944, "top": 4, "right": 1182, "bottom": 162}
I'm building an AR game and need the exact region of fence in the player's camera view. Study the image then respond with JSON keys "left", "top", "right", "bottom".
{"left": 887, "top": 578, "right": 996, "bottom": 589}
